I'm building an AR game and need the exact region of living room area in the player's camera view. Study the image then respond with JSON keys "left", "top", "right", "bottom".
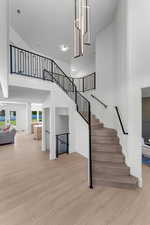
{"left": 0, "top": 101, "right": 43, "bottom": 145}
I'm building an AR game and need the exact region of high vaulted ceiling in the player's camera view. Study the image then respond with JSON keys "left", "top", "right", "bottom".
{"left": 10, "top": 0, "right": 118, "bottom": 62}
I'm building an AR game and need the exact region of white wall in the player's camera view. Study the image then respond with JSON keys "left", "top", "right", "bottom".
{"left": 10, "top": 26, "right": 31, "bottom": 50}
{"left": 17, "top": 104, "right": 27, "bottom": 131}
{"left": 71, "top": 54, "right": 95, "bottom": 78}
{"left": 55, "top": 108, "right": 69, "bottom": 135}
{"left": 74, "top": 112, "right": 89, "bottom": 158}
{"left": 82, "top": 0, "right": 143, "bottom": 186}
{"left": 55, "top": 59, "right": 70, "bottom": 76}
{"left": 0, "top": 0, "right": 9, "bottom": 98}
{"left": 55, "top": 115, "right": 69, "bottom": 134}
{"left": 31, "top": 103, "right": 42, "bottom": 111}
{"left": 9, "top": 27, "right": 70, "bottom": 76}
{"left": 0, "top": 103, "right": 27, "bottom": 131}
{"left": 124, "top": 0, "right": 150, "bottom": 186}
{"left": 85, "top": 23, "right": 117, "bottom": 130}
{"left": 113, "top": 1, "right": 129, "bottom": 166}
{"left": 93, "top": 0, "right": 145, "bottom": 186}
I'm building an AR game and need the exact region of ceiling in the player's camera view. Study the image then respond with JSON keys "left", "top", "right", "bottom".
{"left": 7, "top": 86, "right": 50, "bottom": 103}
{"left": 10, "top": 0, "right": 118, "bottom": 63}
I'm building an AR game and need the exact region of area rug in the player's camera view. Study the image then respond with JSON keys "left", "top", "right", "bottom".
{"left": 142, "top": 155, "right": 150, "bottom": 166}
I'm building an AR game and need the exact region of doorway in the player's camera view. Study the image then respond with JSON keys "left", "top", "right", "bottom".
{"left": 55, "top": 108, "right": 69, "bottom": 157}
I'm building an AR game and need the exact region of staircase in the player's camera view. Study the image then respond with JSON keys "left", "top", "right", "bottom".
{"left": 91, "top": 115, "right": 138, "bottom": 189}
{"left": 10, "top": 45, "right": 138, "bottom": 190}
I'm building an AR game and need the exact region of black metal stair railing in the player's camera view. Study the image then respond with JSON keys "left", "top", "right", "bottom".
{"left": 56, "top": 133, "right": 69, "bottom": 158}
{"left": 10, "top": 45, "right": 93, "bottom": 189}
{"left": 72, "top": 72, "right": 96, "bottom": 92}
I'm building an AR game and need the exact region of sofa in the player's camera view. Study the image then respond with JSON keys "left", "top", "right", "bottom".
{"left": 0, "top": 128, "right": 16, "bottom": 145}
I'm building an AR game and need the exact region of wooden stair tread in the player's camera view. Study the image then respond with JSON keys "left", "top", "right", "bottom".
{"left": 91, "top": 128, "right": 117, "bottom": 135}
{"left": 92, "top": 140, "right": 119, "bottom": 145}
{"left": 93, "top": 174, "right": 138, "bottom": 185}
{"left": 91, "top": 133, "right": 117, "bottom": 137}
{"left": 92, "top": 145, "right": 121, "bottom": 153}
{"left": 92, "top": 143, "right": 122, "bottom": 150}
{"left": 92, "top": 161, "right": 130, "bottom": 176}
{"left": 92, "top": 161, "right": 128, "bottom": 169}
{"left": 92, "top": 151, "right": 124, "bottom": 163}
{"left": 92, "top": 127, "right": 116, "bottom": 132}
{"left": 92, "top": 150, "right": 122, "bottom": 156}
{"left": 91, "top": 124, "right": 104, "bottom": 128}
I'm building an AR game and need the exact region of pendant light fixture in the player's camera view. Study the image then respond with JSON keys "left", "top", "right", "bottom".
{"left": 74, "top": 0, "right": 91, "bottom": 58}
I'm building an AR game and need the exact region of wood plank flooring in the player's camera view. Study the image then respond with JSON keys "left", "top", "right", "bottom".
{"left": 0, "top": 132, "right": 149, "bottom": 225}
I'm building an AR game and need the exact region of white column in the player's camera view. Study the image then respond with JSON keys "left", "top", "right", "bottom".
{"left": 26, "top": 102, "right": 32, "bottom": 134}
{"left": 49, "top": 106, "right": 56, "bottom": 160}
{"left": 69, "top": 107, "right": 76, "bottom": 153}
{"left": 42, "top": 109, "right": 46, "bottom": 151}
{"left": 0, "top": 0, "right": 9, "bottom": 98}
{"left": 5, "top": 108, "right": 10, "bottom": 125}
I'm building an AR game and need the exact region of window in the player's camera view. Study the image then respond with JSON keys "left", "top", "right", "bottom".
{"left": 0, "top": 110, "right": 5, "bottom": 127}
{"left": 32, "top": 111, "right": 37, "bottom": 122}
{"left": 39, "top": 111, "right": 42, "bottom": 122}
{"left": 10, "top": 111, "right": 16, "bottom": 126}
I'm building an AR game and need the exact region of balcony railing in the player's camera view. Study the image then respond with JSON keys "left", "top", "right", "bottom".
{"left": 72, "top": 72, "right": 96, "bottom": 92}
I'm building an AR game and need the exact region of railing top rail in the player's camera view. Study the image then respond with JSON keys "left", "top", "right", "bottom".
{"left": 56, "top": 133, "right": 69, "bottom": 136}
{"left": 77, "top": 91, "right": 90, "bottom": 104}
{"left": 43, "top": 69, "right": 76, "bottom": 92}
{"left": 71, "top": 72, "right": 96, "bottom": 80}
{"left": 84, "top": 72, "right": 96, "bottom": 78}
{"left": 56, "top": 137, "right": 69, "bottom": 145}
{"left": 53, "top": 61, "right": 66, "bottom": 76}
{"left": 10, "top": 44, "right": 54, "bottom": 63}
{"left": 91, "top": 94, "right": 107, "bottom": 109}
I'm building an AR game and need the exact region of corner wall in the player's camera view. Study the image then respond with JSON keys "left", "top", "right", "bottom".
{"left": 71, "top": 54, "right": 95, "bottom": 77}
{"left": 0, "top": 0, "right": 9, "bottom": 98}
{"left": 94, "top": 0, "right": 143, "bottom": 186}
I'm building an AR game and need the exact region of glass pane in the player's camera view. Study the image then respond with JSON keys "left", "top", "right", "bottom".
{"left": 39, "top": 111, "right": 42, "bottom": 122}
{"left": 0, "top": 110, "right": 5, "bottom": 127}
{"left": 32, "top": 111, "right": 37, "bottom": 122}
{"left": 10, "top": 111, "right": 16, "bottom": 126}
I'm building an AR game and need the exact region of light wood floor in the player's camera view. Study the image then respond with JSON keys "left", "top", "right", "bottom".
{"left": 0, "top": 133, "right": 149, "bottom": 225}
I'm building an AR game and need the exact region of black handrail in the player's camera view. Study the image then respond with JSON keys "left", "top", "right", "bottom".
{"left": 90, "top": 94, "right": 128, "bottom": 135}
{"left": 91, "top": 95, "right": 107, "bottom": 109}
{"left": 115, "top": 107, "right": 128, "bottom": 135}
{"left": 10, "top": 45, "right": 93, "bottom": 189}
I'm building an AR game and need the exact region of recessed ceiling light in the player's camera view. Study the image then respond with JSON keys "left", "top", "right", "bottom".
{"left": 17, "top": 9, "right": 21, "bottom": 15}
{"left": 60, "top": 45, "right": 69, "bottom": 52}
